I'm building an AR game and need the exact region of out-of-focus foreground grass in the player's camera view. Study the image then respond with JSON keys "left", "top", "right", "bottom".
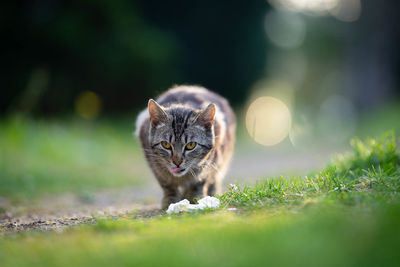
{"left": 1, "top": 204, "right": 400, "bottom": 266}
{"left": 0, "top": 132, "right": 399, "bottom": 266}
{"left": 0, "top": 116, "right": 146, "bottom": 201}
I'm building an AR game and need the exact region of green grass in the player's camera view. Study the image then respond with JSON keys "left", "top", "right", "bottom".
{"left": 0, "top": 116, "right": 145, "bottom": 200}
{"left": 220, "top": 132, "right": 399, "bottom": 208}
{"left": 0, "top": 132, "right": 399, "bottom": 266}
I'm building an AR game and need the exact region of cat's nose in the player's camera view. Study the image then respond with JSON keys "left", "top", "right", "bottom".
{"left": 172, "top": 157, "right": 183, "bottom": 167}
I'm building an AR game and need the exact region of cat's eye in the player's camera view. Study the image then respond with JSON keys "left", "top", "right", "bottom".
{"left": 185, "top": 142, "right": 197, "bottom": 150}
{"left": 161, "top": 141, "right": 171, "bottom": 149}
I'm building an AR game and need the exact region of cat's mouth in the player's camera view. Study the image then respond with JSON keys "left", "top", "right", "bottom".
{"left": 171, "top": 167, "right": 185, "bottom": 174}
{"left": 170, "top": 167, "right": 190, "bottom": 177}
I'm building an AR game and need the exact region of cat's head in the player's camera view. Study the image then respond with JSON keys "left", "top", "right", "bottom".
{"left": 147, "top": 99, "right": 215, "bottom": 177}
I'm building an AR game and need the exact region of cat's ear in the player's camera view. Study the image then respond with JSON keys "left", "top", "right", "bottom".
{"left": 148, "top": 99, "right": 167, "bottom": 126}
{"left": 195, "top": 103, "right": 216, "bottom": 128}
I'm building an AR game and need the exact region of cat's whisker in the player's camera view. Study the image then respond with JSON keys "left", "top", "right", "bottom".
{"left": 189, "top": 168, "right": 196, "bottom": 178}
{"left": 202, "top": 160, "right": 223, "bottom": 176}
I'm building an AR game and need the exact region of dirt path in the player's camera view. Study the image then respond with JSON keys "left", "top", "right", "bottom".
{"left": 0, "top": 186, "right": 163, "bottom": 233}
{"left": 0, "top": 146, "right": 339, "bottom": 234}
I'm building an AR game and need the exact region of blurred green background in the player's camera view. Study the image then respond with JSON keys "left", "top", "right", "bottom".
{"left": 2, "top": 0, "right": 399, "bottom": 116}
{"left": 1, "top": 0, "right": 400, "bottom": 202}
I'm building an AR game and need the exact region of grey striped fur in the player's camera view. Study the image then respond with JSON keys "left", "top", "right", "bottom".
{"left": 135, "top": 85, "right": 236, "bottom": 209}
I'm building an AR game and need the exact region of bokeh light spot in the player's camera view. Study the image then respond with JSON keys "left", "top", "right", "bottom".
{"left": 246, "top": 97, "right": 292, "bottom": 146}
{"left": 330, "top": 0, "right": 361, "bottom": 22}
{"left": 269, "top": 0, "right": 339, "bottom": 15}
{"left": 268, "top": 0, "right": 361, "bottom": 22}
{"left": 75, "top": 91, "right": 102, "bottom": 120}
{"left": 264, "top": 9, "right": 306, "bottom": 49}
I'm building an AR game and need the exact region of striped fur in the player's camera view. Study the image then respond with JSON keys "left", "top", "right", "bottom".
{"left": 136, "top": 85, "right": 236, "bottom": 209}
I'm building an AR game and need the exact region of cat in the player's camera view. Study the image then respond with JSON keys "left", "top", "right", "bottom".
{"left": 135, "top": 85, "right": 236, "bottom": 209}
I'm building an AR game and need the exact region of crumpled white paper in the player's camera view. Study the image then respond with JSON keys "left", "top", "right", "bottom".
{"left": 166, "top": 196, "right": 220, "bottom": 214}
{"left": 197, "top": 196, "right": 220, "bottom": 209}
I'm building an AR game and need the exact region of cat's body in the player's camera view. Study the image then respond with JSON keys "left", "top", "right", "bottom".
{"left": 135, "top": 85, "right": 236, "bottom": 209}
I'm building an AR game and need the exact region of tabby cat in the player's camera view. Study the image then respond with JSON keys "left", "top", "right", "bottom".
{"left": 135, "top": 85, "right": 236, "bottom": 209}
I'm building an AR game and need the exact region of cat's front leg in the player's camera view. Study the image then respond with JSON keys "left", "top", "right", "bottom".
{"left": 206, "top": 179, "right": 222, "bottom": 196}
{"left": 207, "top": 182, "right": 216, "bottom": 196}
{"left": 161, "top": 187, "right": 180, "bottom": 209}
{"left": 184, "top": 181, "right": 206, "bottom": 203}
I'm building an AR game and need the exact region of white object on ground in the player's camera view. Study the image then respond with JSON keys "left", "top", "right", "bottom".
{"left": 197, "top": 196, "right": 220, "bottom": 209}
{"left": 166, "top": 196, "right": 220, "bottom": 214}
{"left": 166, "top": 199, "right": 190, "bottom": 214}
